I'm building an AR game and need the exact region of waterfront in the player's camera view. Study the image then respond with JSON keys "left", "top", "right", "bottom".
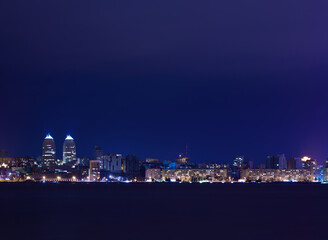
{"left": 1, "top": 183, "right": 327, "bottom": 240}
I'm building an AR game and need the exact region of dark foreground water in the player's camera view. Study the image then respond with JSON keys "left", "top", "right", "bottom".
{"left": 0, "top": 183, "right": 327, "bottom": 240}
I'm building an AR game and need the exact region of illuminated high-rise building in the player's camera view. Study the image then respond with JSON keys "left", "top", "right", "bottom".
{"left": 94, "top": 145, "right": 104, "bottom": 169}
{"left": 233, "top": 156, "right": 244, "bottom": 168}
{"left": 63, "top": 135, "right": 76, "bottom": 164}
{"left": 42, "top": 134, "right": 56, "bottom": 168}
{"left": 108, "top": 154, "right": 123, "bottom": 173}
{"left": 301, "top": 156, "right": 317, "bottom": 171}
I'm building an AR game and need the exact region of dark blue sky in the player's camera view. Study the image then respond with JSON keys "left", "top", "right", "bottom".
{"left": 1, "top": 1, "right": 328, "bottom": 165}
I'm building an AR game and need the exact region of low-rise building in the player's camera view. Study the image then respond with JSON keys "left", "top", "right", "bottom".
{"left": 241, "top": 169, "right": 314, "bottom": 182}
{"left": 0, "top": 157, "right": 37, "bottom": 169}
{"left": 145, "top": 168, "right": 162, "bottom": 180}
{"left": 89, "top": 160, "right": 101, "bottom": 182}
{"left": 146, "top": 168, "right": 227, "bottom": 182}
{"left": 198, "top": 162, "right": 229, "bottom": 169}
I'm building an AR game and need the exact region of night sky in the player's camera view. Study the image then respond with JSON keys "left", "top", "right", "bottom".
{"left": 1, "top": 1, "right": 328, "bottom": 165}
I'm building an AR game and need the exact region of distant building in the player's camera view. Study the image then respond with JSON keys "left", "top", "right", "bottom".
{"left": 176, "top": 154, "right": 189, "bottom": 164}
{"left": 315, "top": 168, "right": 325, "bottom": 182}
{"left": 89, "top": 160, "right": 101, "bottom": 181}
{"left": 101, "top": 154, "right": 110, "bottom": 171}
{"left": 78, "top": 157, "right": 90, "bottom": 167}
{"left": 301, "top": 156, "right": 317, "bottom": 171}
{"left": 124, "top": 154, "right": 140, "bottom": 175}
{"left": 146, "top": 158, "right": 160, "bottom": 163}
{"left": 324, "top": 168, "right": 328, "bottom": 182}
{"left": 288, "top": 157, "right": 295, "bottom": 169}
{"left": 145, "top": 168, "right": 162, "bottom": 180}
{"left": 0, "top": 157, "right": 19, "bottom": 168}
{"left": 247, "top": 161, "right": 254, "bottom": 169}
{"left": 63, "top": 135, "right": 76, "bottom": 164}
{"left": 288, "top": 157, "right": 302, "bottom": 169}
{"left": 42, "top": 134, "right": 56, "bottom": 169}
{"left": 108, "top": 154, "right": 123, "bottom": 173}
{"left": 94, "top": 146, "right": 104, "bottom": 169}
{"left": 277, "top": 154, "right": 287, "bottom": 169}
{"left": 148, "top": 169, "right": 228, "bottom": 182}
{"left": 142, "top": 158, "right": 163, "bottom": 171}
{"left": 265, "top": 156, "right": 274, "bottom": 169}
{"left": 266, "top": 154, "right": 287, "bottom": 169}
{"left": 101, "top": 154, "right": 123, "bottom": 172}
{"left": 241, "top": 169, "right": 313, "bottom": 182}
{"left": 233, "top": 156, "right": 244, "bottom": 168}
{"left": 295, "top": 158, "right": 302, "bottom": 169}
{"left": 198, "top": 163, "right": 228, "bottom": 169}
{"left": 0, "top": 156, "right": 36, "bottom": 168}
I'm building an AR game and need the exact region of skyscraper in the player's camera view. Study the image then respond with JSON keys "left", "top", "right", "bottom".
{"left": 94, "top": 146, "right": 104, "bottom": 169}
{"left": 42, "top": 134, "right": 56, "bottom": 169}
{"left": 266, "top": 154, "right": 287, "bottom": 169}
{"left": 124, "top": 154, "right": 140, "bottom": 175}
{"left": 287, "top": 157, "right": 302, "bottom": 169}
{"left": 109, "top": 154, "right": 123, "bottom": 173}
{"left": 63, "top": 135, "right": 76, "bottom": 164}
{"left": 301, "top": 156, "right": 317, "bottom": 171}
{"left": 233, "top": 156, "right": 244, "bottom": 168}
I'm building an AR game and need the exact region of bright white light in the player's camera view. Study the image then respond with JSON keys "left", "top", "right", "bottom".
{"left": 301, "top": 156, "right": 311, "bottom": 162}
{"left": 1, "top": 163, "right": 8, "bottom": 168}
{"left": 45, "top": 133, "right": 53, "bottom": 139}
{"left": 65, "top": 135, "right": 74, "bottom": 140}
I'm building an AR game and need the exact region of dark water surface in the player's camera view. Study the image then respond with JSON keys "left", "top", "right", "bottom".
{"left": 0, "top": 183, "right": 327, "bottom": 240}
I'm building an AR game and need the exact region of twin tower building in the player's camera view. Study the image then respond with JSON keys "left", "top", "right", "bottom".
{"left": 42, "top": 134, "right": 76, "bottom": 168}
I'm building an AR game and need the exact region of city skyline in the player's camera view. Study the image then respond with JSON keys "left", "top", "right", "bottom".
{"left": 2, "top": 1, "right": 328, "bottom": 240}
{"left": 2, "top": 118, "right": 328, "bottom": 166}
{"left": 3, "top": 131, "right": 322, "bottom": 183}
{"left": 2, "top": 1, "right": 328, "bottom": 165}
{"left": 0, "top": 132, "right": 321, "bottom": 168}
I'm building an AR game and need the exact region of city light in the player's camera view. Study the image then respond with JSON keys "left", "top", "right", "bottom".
{"left": 0, "top": 135, "right": 326, "bottom": 184}
{"left": 301, "top": 156, "right": 311, "bottom": 162}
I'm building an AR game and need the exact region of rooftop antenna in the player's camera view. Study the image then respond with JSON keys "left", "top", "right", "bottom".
{"left": 186, "top": 144, "right": 188, "bottom": 157}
